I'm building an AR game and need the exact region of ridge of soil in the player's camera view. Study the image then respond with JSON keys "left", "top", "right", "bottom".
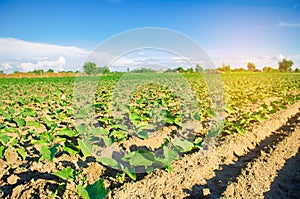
{"left": 1, "top": 101, "right": 299, "bottom": 198}
{"left": 110, "top": 101, "right": 300, "bottom": 199}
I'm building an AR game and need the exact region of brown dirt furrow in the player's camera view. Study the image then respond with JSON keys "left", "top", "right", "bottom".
{"left": 222, "top": 127, "right": 300, "bottom": 199}
{"left": 110, "top": 101, "right": 300, "bottom": 199}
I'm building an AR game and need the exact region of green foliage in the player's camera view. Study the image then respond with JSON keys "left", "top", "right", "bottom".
{"left": 247, "top": 62, "right": 256, "bottom": 71}
{"left": 85, "top": 178, "right": 109, "bottom": 199}
{"left": 53, "top": 167, "right": 77, "bottom": 181}
{"left": 29, "top": 69, "right": 45, "bottom": 75}
{"left": 263, "top": 66, "right": 277, "bottom": 72}
{"left": 83, "top": 62, "right": 110, "bottom": 75}
{"left": 1, "top": 72, "right": 300, "bottom": 197}
{"left": 40, "top": 144, "right": 59, "bottom": 161}
{"left": 83, "top": 62, "right": 98, "bottom": 75}
{"left": 53, "top": 167, "right": 109, "bottom": 199}
{"left": 279, "top": 58, "right": 294, "bottom": 72}
{"left": 172, "top": 137, "right": 194, "bottom": 152}
{"left": 195, "top": 64, "right": 203, "bottom": 73}
{"left": 131, "top": 67, "right": 156, "bottom": 73}
{"left": 78, "top": 139, "right": 93, "bottom": 158}
{"left": 218, "top": 64, "right": 231, "bottom": 72}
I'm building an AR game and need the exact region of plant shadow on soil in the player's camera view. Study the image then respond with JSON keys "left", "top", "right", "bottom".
{"left": 0, "top": 170, "right": 65, "bottom": 198}
{"left": 183, "top": 112, "right": 300, "bottom": 199}
{"left": 264, "top": 147, "right": 300, "bottom": 199}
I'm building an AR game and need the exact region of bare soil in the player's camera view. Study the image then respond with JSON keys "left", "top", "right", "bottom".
{"left": 110, "top": 101, "right": 300, "bottom": 199}
{"left": 0, "top": 102, "right": 300, "bottom": 198}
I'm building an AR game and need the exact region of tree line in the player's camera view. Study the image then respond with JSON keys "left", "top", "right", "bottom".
{"left": 0, "top": 58, "right": 296, "bottom": 75}
{"left": 81, "top": 58, "right": 296, "bottom": 75}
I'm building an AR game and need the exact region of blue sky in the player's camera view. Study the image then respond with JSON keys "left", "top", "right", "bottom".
{"left": 0, "top": 0, "right": 300, "bottom": 72}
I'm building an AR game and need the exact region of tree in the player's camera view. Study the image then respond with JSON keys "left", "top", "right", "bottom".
{"left": 224, "top": 65, "right": 231, "bottom": 72}
{"left": 165, "top": 68, "right": 174, "bottom": 73}
{"left": 295, "top": 68, "right": 300, "bottom": 73}
{"left": 83, "top": 62, "right": 98, "bottom": 75}
{"left": 131, "top": 67, "right": 155, "bottom": 73}
{"left": 232, "top": 68, "right": 246, "bottom": 72}
{"left": 97, "top": 66, "right": 110, "bottom": 74}
{"left": 47, "top": 69, "right": 54, "bottom": 73}
{"left": 186, "top": 68, "right": 194, "bottom": 73}
{"left": 195, "top": 64, "right": 203, "bottom": 73}
{"left": 0, "top": 70, "right": 4, "bottom": 74}
{"left": 175, "top": 67, "right": 184, "bottom": 73}
{"left": 247, "top": 62, "right": 256, "bottom": 71}
{"left": 278, "top": 58, "right": 294, "bottom": 72}
{"left": 30, "top": 69, "right": 44, "bottom": 75}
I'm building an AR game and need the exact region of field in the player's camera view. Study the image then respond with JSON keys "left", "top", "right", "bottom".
{"left": 0, "top": 72, "right": 300, "bottom": 198}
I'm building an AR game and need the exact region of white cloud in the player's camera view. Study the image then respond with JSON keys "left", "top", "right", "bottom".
{"left": 0, "top": 38, "right": 89, "bottom": 73}
{"left": 278, "top": 22, "right": 300, "bottom": 28}
{"left": 210, "top": 53, "right": 300, "bottom": 70}
{"left": 0, "top": 63, "right": 13, "bottom": 70}
{"left": 18, "top": 56, "right": 66, "bottom": 72}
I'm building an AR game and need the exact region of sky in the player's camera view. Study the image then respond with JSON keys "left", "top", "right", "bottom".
{"left": 0, "top": 0, "right": 300, "bottom": 73}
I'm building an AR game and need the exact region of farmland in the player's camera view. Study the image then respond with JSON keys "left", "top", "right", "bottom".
{"left": 0, "top": 72, "right": 300, "bottom": 198}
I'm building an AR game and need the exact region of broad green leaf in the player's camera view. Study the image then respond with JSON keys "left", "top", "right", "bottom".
{"left": 137, "top": 130, "right": 148, "bottom": 139}
{"left": 40, "top": 144, "right": 58, "bottom": 161}
{"left": 53, "top": 167, "right": 76, "bottom": 181}
{"left": 165, "top": 164, "right": 174, "bottom": 172}
{"left": 9, "top": 138, "right": 18, "bottom": 146}
{"left": 90, "top": 128, "right": 109, "bottom": 136}
{"left": 123, "top": 166, "right": 136, "bottom": 180}
{"left": 0, "top": 110, "right": 11, "bottom": 120}
{"left": 123, "top": 150, "right": 155, "bottom": 167}
{"left": 96, "top": 157, "right": 121, "bottom": 169}
{"left": 78, "top": 185, "right": 89, "bottom": 199}
{"left": 0, "top": 146, "right": 5, "bottom": 158}
{"left": 174, "top": 119, "right": 182, "bottom": 127}
{"left": 193, "top": 137, "right": 204, "bottom": 149}
{"left": 0, "top": 133, "right": 11, "bottom": 145}
{"left": 26, "top": 120, "right": 41, "bottom": 128}
{"left": 163, "top": 146, "right": 178, "bottom": 163}
{"left": 0, "top": 127, "right": 18, "bottom": 133}
{"left": 16, "top": 148, "right": 27, "bottom": 160}
{"left": 165, "top": 117, "right": 175, "bottom": 124}
{"left": 85, "top": 178, "right": 109, "bottom": 199}
{"left": 40, "top": 131, "right": 55, "bottom": 142}
{"left": 254, "top": 114, "right": 265, "bottom": 123}
{"left": 14, "top": 118, "right": 25, "bottom": 127}
{"left": 172, "top": 138, "right": 194, "bottom": 153}
{"left": 110, "top": 130, "right": 126, "bottom": 142}
{"left": 225, "top": 106, "right": 235, "bottom": 114}
{"left": 78, "top": 139, "right": 93, "bottom": 158}
{"left": 111, "top": 124, "right": 128, "bottom": 131}
{"left": 102, "top": 136, "right": 112, "bottom": 146}
{"left": 63, "top": 141, "right": 80, "bottom": 155}
{"left": 235, "top": 126, "right": 245, "bottom": 135}
{"left": 42, "top": 117, "right": 52, "bottom": 129}
{"left": 56, "top": 128, "right": 78, "bottom": 137}
{"left": 192, "top": 112, "right": 201, "bottom": 121}
{"left": 206, "top": 126, "right": 221, "bottom": 139}
{"left": 53, "top": 137, "right": 66, "bottom": 143}
{"left": 76, "top": 125, "right": 88, "bottom": 134}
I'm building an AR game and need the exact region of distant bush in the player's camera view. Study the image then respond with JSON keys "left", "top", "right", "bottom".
{"left": 47, "top": 69, "right": 54, "bottom": 73}
{"left": 83, "top": 62, "right": 110, "bottom": 75}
